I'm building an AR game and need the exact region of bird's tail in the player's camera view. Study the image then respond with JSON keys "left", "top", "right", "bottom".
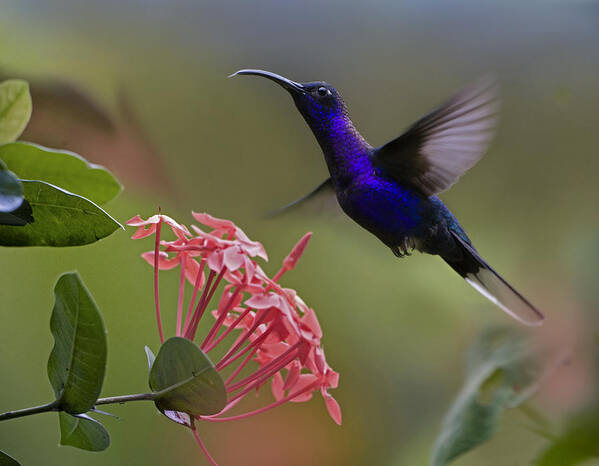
{"left": 441, "top": 231, "right": 544, "bottom": 326}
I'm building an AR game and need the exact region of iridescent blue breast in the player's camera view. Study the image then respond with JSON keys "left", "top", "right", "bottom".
{"left": 335, "top": 163, "right": 431, "bottom": 247}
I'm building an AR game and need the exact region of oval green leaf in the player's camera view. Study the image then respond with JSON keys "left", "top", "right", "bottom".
{"left": 58, "top": 412, "right": 110, "bottom": 452}
{"left": 0, "top": 79, "right": 32, "bottom": 144}
{"left": 0, "top": 159, "right": 23, "bottom": 212}
{"left": 431, "top": 327, "right": 540, "bottom": 466}
{"left": 0, "top": 142, "right": 121, "bottom": 205}
{"left": 0, "top": 450, "right": 21, "bottom": 466}
{"left": 149, "top": 337, "right": 226, "bottom": 416}
{"left": 0, "top": 180, "right": 122, "bottom": 247}
{"left": 48, "top": 272, "right": 107, "bottom": 414}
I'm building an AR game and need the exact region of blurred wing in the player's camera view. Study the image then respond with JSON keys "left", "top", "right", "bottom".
{"left": 373, "top": 77, "right": 499, "bottom": 197}
{"left": 265, "top": 178, "right": 335, "bottom": 218}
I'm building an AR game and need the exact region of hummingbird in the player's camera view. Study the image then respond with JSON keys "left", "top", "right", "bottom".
{"left": 231, "top": 69, "right": 544, "bottom": 326}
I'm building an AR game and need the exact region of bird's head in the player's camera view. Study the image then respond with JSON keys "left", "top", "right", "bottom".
{"left": 230, "top": 69, "right": 349, "bottom": 136}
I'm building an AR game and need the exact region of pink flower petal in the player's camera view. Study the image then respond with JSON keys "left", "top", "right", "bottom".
{"left": 290, "top": 392, "right": 313, "bottom": 402}
{"left": 323, "top": 391, "right": 342, "bottom": 425}
{"left": 160, "top": 216, "right": 191, "bottom": 239}
{"left": 271, "top": 372, "right": 285, "bottom": 401}
{"left": 245, "top": 293, "right": 281, "bottom": 310}
{"left": 206, "top": 250, "right": 224, "bottom": 272}
{"left": 128, "top": 217, "right": 160, "bottom": 238}
{"left": 289, "top": 374, "right": 319, "bottom": 402}
{"left": 239, "top": 240, "right": 268, "bottom": 261}
{"left": 283, "top": 361, "right": 301, "bottom": 391}
{"left": 326, "top": 369, "right": 340, "bottom": 389}
{"left": 192, "top": 211, "right": 236, "bottom": 231}
{"left": 297, "top": 340, "right": 311, "bottom": 365}
{"left": 301, "top": 308, "right": 323, "bottom": 340}
{"left": 141, "top": 251, "right": 180, "bottom": 270}
{"left": 314, "top": 347, "right": 326, "bottom": 374}
{"left": 231, "top": 229, "right": 268, "bottom": 261}
{"left": 126, "top": 214, "right": 154, "bottom": 227}
{"left": 190, "top": 225, "right": 232, "bottom": 248}
{"left": 184, "top": 258, "right": 205, "bottom": 288}
{"left": 223, "top": 247, "right": 245, "bottom": 271}
{"left": 130, "top": 225, "right": 156, "bottom": 239}
{"left": 127, "top": 214, "right": 189, "bottom": 240}
{"left": 258, "top": 341, "right": 290, "bottom": 359}
{"left": 192, "top": 212, "right": 268, "bottom": 260}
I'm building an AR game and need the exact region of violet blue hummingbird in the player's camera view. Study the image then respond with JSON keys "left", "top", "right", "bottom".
{"left": 231, "top": 69, "right": 544, "bottom": 326}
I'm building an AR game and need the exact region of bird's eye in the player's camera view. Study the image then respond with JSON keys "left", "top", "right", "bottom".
{"left": 317, "top": 86, "right": 330, "bottom": 97}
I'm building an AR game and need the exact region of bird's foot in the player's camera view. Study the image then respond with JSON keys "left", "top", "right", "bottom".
{"left": 391, "top": 238, "right": 415, "bottom": 258}
{"left": 391, "top": 246, "right": 404, "bottom": 258}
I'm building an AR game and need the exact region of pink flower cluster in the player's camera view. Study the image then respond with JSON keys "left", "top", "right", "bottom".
{"left": 127, "top": 212, "right": 341, "bottom": 464}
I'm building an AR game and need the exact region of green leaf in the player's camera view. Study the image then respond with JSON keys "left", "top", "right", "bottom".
{"left": 0, "top": 158, "right": 23, "bottom": 213}
{"left": 0, "top": 79, "right": 32, "bottom": 144}
{"left": 431, "top": 327, "right": 541, "bottom": 466}
{"left": 58, "top": 412, "right": 110, "bottom": 451}
{"left": 0, "top": 180, "right": 122, "bottom": 247}
{"left": 149, "top": 337, "right": 226, "bottom": 416}
{"left": 0, "top": 450, "right": 20, "bottom": 466}
{"left": 48, "top": 272, "right": 107, "bottom": 414}
{"left": 0, "top": 142, "right": 122, "bottom": 205}
{"left": 534, "top": 407, "right": 599, "bottom": 466}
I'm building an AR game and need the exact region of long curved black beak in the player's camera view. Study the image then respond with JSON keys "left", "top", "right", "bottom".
{"left": 229, "top": 69, "right": 305, "bottom": 94}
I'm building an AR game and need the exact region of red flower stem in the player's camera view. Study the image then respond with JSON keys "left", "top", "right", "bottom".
{"left": 214, "top": 317, "right": 266, "bottom": 370}
{"left": 215, "top": 311, "right": 266, "bottom": 369}
{"left": 154, "top": 219, "right": 165, "bottom": 344}
{"left": 218, "top": 324, "right": 276, "bottom": 372}
{"left": 225, "top": 348, "right": 298, "bottom": 400}
{"left": 183, "top": 259, "right": 206, "bottom": 334}
{"left": 271, "top": 266, "right": 287, "bottom": 283}
{"left": 176, "top": 254, "right": 186, "bottom": 337}
{"left": 184, "top": 269, "right": 216, "bottom": 340}
{"left": 211, "top": 390, "right": 245, "bottom": 415}
{"left": 201, "top": 287, "right": 242, "bottom": 350}
{"left": 224, "top": 345, "right": 259, "bottom": 386}
{"left": 226, "top": 342, "right": 300, "bottom": 393}
{"left": 203, "top": 306, "right": 253, "bottom": 353}
{"left": 191, "top": 422, "right": 218, "bottom": 466}
{"left": 187, "top": 269, "right": 225, "bottom": 339}
{"left": 201, "top": 381, "right": 320, "bottom": 423}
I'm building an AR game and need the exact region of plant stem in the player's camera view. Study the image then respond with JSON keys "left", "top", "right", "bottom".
{"left": 95, "top": 392, "right": 156, "bottom": 406}
{"left": 154, "top": 217, "right": 165, "bottom": 343}
{"left": 0, "top": 400, "right": 59, "bottom": 421}
{"left": 0, "top": 393, "right": 156, "bottom": 422}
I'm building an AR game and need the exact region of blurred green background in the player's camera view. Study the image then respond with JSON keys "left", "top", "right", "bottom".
{"left": 1, "top": 1, "right": 598, "bottom": 465}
